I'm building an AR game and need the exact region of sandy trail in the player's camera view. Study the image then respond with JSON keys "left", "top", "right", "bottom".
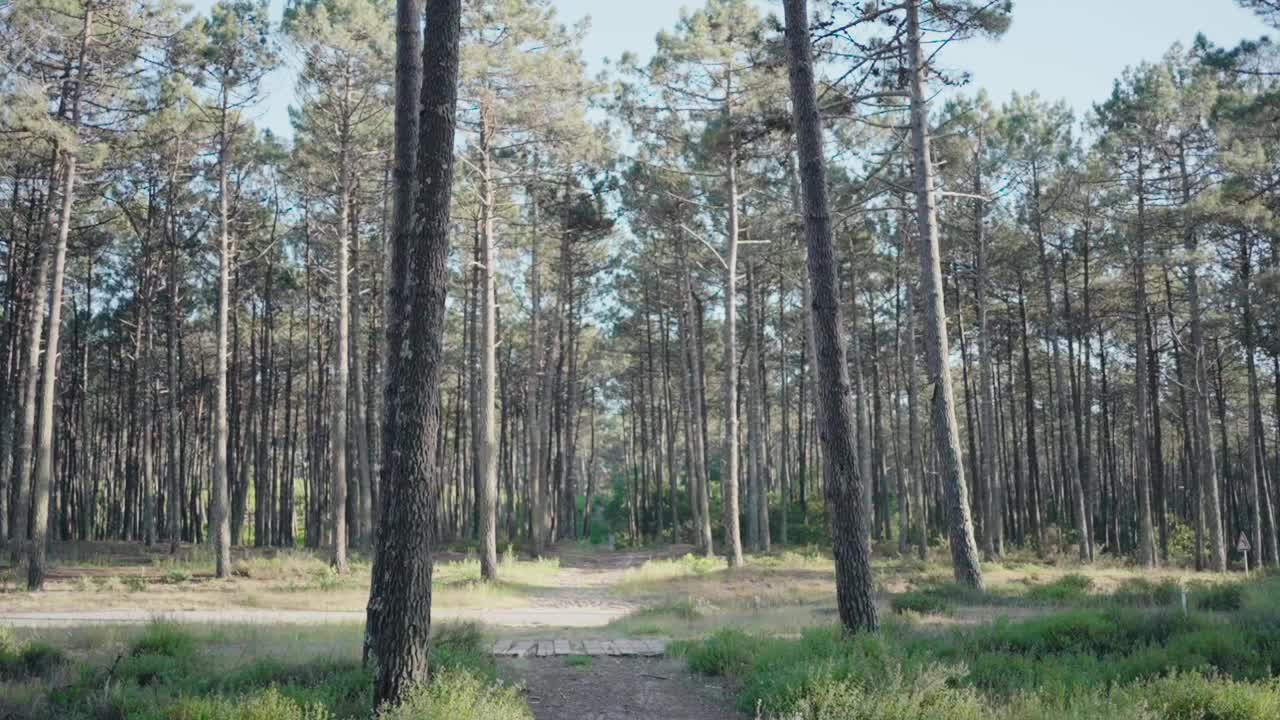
{"left": 0, "top": 544, "right": 699, "bottom": 629}
{"left": 0, "top": 605, "right": 634, "bottom": 628}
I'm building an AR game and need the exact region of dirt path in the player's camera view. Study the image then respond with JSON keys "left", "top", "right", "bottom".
{"left": 0, "top": 605, "right": 630, "bottom": 628}
{"left": 505, "top": 656, "right": 746, "bottom": 720}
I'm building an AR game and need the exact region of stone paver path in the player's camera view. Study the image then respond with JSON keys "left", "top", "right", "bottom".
{"left": 491, "top": 638, "right": 667, "bottom": 657}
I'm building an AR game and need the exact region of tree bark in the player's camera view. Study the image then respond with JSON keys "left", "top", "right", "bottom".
{"left": 784, "top": 0, "right": 878, "bottom": 632}
{"left": 477, "top": 108, "right": 498, "bottom": 579}
{"left": 366, "top": 0, "right": 461, "bottom": 708}
{"left": 29, "top": 7, "right": 93, "bottom": 589}
{"left": 721, "top": 68, "right": 743, "bottom": 569}
{"left": 905, "top": 0, "right": 983, "bottom": 589}
{"left": 330, "top": 66, "right": 353, "bottom": 574}
{"left": 973, "top": 139, "right": 1002, "bottom": 560}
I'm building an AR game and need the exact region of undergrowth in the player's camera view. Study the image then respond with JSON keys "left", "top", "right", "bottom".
{"left": 687, "top": 574, "right": 1280, "bottom": 719}
{"left": 0, "top": 620, "right": 526, "bottom": 720}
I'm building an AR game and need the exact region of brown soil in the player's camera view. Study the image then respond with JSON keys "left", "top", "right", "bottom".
{"left": 505, "top": 656, "right": 746, "bottom": 720}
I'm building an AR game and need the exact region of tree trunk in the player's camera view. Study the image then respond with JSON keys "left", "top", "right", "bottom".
{"left": 366, "top": 0, "right": 460, "bottom": 707}
{"left": 721, "top": 71, "right": 744, "bottom": 569}
{"left": 1182, "top": 154, "right": 1226, "bottom": 572}
{"left": 905, "top": 0, "right": 983, "bottom": 589}
{"left": 973, "top": 140, "right": 1002, "bottom": 560}
{"left": 212, "top": 79, "right": 235, "bottom": 579}
{"left": 330, "top": 70, "right": 352, "bottom": 574}
{"left": 1031, "top": 167, "right": 1091, "bottom": 562}
{"left": 477, "top": 109, "right": 498, "bottom": 579}
{"left": 784, "top": 0, "right": 878, "bottom": 632}
{"left": 29, "top": 5, "right": 93, "bottom": 589}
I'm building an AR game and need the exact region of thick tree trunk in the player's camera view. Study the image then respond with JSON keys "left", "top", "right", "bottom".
{"left": 366, "top": 0, "right": 461, "bottom": 708}
{"left": 905, "top": 0, "right": 983, "bottom": 589}
{"left": 784, "top": 0, "right": 878, "bottom": 632}
{"left": 11, "top": 158, "right": 58, "bottom": 565}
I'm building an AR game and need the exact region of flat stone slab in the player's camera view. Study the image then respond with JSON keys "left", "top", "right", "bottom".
{"left": 495, "top": 638, "right": 668, "bottom": 658}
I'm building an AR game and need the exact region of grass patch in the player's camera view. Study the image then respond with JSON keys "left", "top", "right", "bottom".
{"left": 0, "top": 618, "right": 525, "bottom": 720}
{"left": 684, "top": 574, "right": 1280, "bottom": 719}
{"left": 565, "top": 655, "right": 592, "bottom": 668}
{"left": 0, "top": 643, "right": 65, "bottom": 681}
{"left": 1192, "top": 581, "right": 1245, "bottom": 611}
{"left": 130, "top": 619, "right": 198, "bottom": 657}
{"left": 1023, "top": 573, "right": 1093, "bottom": 604}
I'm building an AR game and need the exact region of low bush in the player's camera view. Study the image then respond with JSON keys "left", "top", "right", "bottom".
{"left": 0, "top": 641, "right": 66, "bottom": 680}
{"left": 1108, "top": 577, "right": 1182, "bottom": 608}
{"left": 375, "top": 670, "right": 531, "bottom": 720}
{"left": 16, "top": 618, "right": 525, "bottom": 720}
{"left": 1140, "top": 673, "right": 1280, "bottom": 720}
{"left": 1193, "top": 582, "right": 1244, "bottom": 611}
{"left": 686, "top": 581, "right": 1280, "bottom": 719}
{"left": 890, "top": 589, "right": 951, "bottom": 615}
{"left": 168, "top": 687, "right": 333, "bottom": 720}
{"left": 131, "top": 619, "right": 197, "bottom": 658}
{"left": 685, "top": 628, "right": 767, "bottom": 678}
{"left": 1024, "top": 574, "right": 1093, "bottom": 604}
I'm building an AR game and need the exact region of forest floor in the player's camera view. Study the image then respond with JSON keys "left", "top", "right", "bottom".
{"left": 0, "top": 540, "right": 1265, "bottom": 719}
{"left": 0, "top": 539, "right": 1230, "bottom": 632}
{"left": 506, "top": 655, "right": 746, "bottom": 720}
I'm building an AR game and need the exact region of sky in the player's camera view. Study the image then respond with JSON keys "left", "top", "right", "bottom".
{"left": 220, "top": 0, "right": 1271, "bottom": 139}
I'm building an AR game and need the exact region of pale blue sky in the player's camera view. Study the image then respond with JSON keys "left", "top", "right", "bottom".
{"left": 220, "top": 0, "right": 1270, "bottom": 139}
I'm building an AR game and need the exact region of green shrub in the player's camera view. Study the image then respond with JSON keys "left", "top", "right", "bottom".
{"left": 1194, "top": 583, "right": 1245, "bottom": 612}
{"left": 0, "top": 626, "right": 17, "bottom": 656}
{"left": 1025, "top": 574, "right": 1093, "bottom": 604}
{"left": 168, "top": 687, "right": 333, "bottom": 720}
{"left": 891, "top": 589, "right": 951, "bottom": 615}
{"left": 1109, "top": 578, "right": 1182, "bottom": 608}
{"left": 430, "top": 623, "right": 495, "bottom": 680}
{"left": 683, "top": 576, "right": 1280, "bottom": 719}
{"left": 0, "top": 641, "right": 66, "bottom": 680}
{"left": 120, "top": 651, "right": 186, "bottom": 687}
{"left": 132, "top": 620, "right": 198, "bottom": 658}
{"left": 627, "top": 599, "right": 703, "bottom": 622}
{"left": 674, "top": 553, "right": 722, "bottom": 575}
{"left": 777, "top": 663, "right": 987, "bottom": 720}
{"left": 686, "top": 628, "right": 766, "bottom": 677}
{"left": 375, "top": 670, "right": 531, "bottom": 720}
{"left": 123, "top": 575, "right": 149, "bottom": 592}
{"left": 309, "top": 568, "right": 343, "bottom": 591}
{"left": 1141, "top": 673, "right": 1280, "bottom": 720}
{"left": 165, "top": 569, "right": 192, "bottom": 585}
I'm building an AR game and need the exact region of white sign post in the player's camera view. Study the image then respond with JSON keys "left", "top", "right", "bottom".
{"left": 1237, "top": 532, "right": 1252, "bottom": 576}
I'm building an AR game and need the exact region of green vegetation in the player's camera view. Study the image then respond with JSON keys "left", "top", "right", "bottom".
{"left": 0, "top": 620, "right": 528, "bottom": 720}
{"left": 373, "top": 671, "right": 531, "bottom": 720}
{"left": 0, "top": 627, "right": 65, "bottom": 681}
{"left": 683, "top": 574, "right": 1280, "bottom": 719}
